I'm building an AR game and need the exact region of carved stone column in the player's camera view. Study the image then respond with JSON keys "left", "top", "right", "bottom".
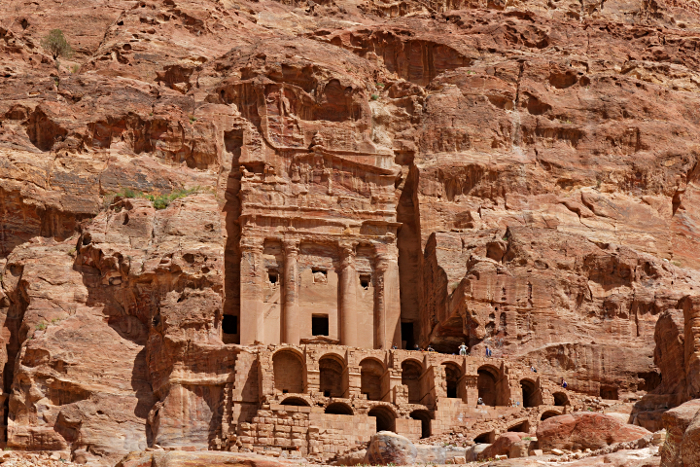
{"left": 374, "top": 256, "right": 389, "bottom": 349}
{"left": 283, "top": 240, "right": 300, "bottom": 345}
{"left": 339, "top": 243, "right": 358, "bottom": 347}
{"left": 240, "top": 238, "right": 264, "bottom": 345}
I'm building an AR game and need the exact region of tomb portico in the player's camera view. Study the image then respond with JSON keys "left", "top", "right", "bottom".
{"left": 235, "top": 139, "right": 402, "bottom": 348}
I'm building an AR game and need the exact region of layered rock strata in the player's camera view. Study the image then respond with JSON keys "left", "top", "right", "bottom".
{"left": 3, "top": 0, "right": 700, "bottom": 463}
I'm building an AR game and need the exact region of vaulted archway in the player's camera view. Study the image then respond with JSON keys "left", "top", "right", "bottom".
{"left": 402, "top": 360, "right": 423, "bottom": 404}
{"left": 360, "top": 358, "right": 385, "bottom": 401}
{"left": 273, "top": 349, "right": 305, "bottom": 394}
{"left": 369, "top": 406, "right": 396, "bottom": 432}
{"left": 319, "top": 354, "right": 346, "bottom": 397}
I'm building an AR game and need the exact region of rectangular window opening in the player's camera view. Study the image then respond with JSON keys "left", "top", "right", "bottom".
{"left": 312, "top": 267, "right": 328, "bottom": 284}
{"left": 312, "top": 314, "right": 329, "bottom": 336}
{"left": 223, "top": 315, "right": 238, "bottom": 335}
{"left": 268, "top": 269, "right": 279, "bottom": 284}
{"left": 359, "top": 274, "right": 371, "bottom": 289}
{"left": 401, "top": 321, "right": 415, "bottom": 350}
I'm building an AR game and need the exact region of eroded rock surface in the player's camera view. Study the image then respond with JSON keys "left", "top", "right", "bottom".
{"left": 2, "top": 0, "right": 700, "bottom": 463}
{"left": 536, "top": 412, "right": 651, "bottom": 451}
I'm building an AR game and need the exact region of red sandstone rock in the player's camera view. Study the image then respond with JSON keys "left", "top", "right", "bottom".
{"left": 365, "top": 432, "right": 418, "bottom": 465}
{"left": 477, "top": 432, "right": 528, "bottom": 460}
{"left": 660, "top": 400, "right": 700, "bottom": 467}
{"left": 537, "top": 413, "right": 651, "bottom": 451}
{"left": 2, "top": 0, "right": 700, "bottom": 463}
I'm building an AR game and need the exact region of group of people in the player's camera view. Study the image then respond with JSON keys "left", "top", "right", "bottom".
{"left": 394, "top": 341, "right": 496, "bottom": 357}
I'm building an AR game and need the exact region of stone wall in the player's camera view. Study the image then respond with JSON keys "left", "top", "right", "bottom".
{"left": 217, "top": 344, "right": 580, "bottom": 461}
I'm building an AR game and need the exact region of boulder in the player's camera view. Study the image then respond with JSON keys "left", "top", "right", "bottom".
{"left": 415, "top": 444, "right": 446, "bottom": 464}
{"left": 465, "top": 444, "right": 490, "bottom": 462}
{"left": 365, "top": 432, "right": 417, "bottom": 465}
{"left": 478, "top": 432, "right": 527, "bottom": 460}
{"left": 537, "top": 413, "right": 651, "bottom": 451}
{"left": 660, "top": 399, "right": 700, "bottom": 467}
{"left": 508, "top": 440, "right": 529, "bottom": 458}
{"left": 680, "top": 403, "right": 700, "bottom": 467}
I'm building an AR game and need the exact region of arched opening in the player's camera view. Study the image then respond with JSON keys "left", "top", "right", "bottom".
{"left": 402, "top": 360, "right": 423, "bottom": 404}
{"left": 477, "top": 366, "right": 501, "bottom": 407}
{"left": 507, "top": 420, "right": 530, "bottom": 433}
{"left": 521, "top": 379, "right": 540, "bottom": 407}
{"left": 281, "top": 397, "right": 310, "bottom": 407}
{"left": 541, "top": 410, "right": 561, "bottom": 421}
{"left": 553, "top": 392, "right": 569, "bottom": 406}
{"left": 443, "top": 362, "right": 462, "bottom": 399}
{"left": 368, "top": 406, "right": 396, "bottom": 433}
{"left": 273, "top": 350, "right": 305, "bottom": 393}
{"left": 638, "top": 371, "right": 662, "bottom": 391}
{"left": 325, "top": 402, "right": 353, "bottom": 415}
{"left": 360, "top": 358, "right": 385, "bottom": 401}
{"left": 600, "top": 386, "right": 618, "bottom": 400}
{"left": 410, "top": 410, "right": 431, "bottom": 439}
{"left": 473, "top": 431, "right": 493, "bottom": 444}
{"left": 319, "top": 355, "right": 345, "bottom": 397}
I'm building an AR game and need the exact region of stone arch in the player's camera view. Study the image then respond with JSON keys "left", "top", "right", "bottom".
{"left": 442, "top": 362, "right": 462, "bottom": 400}
{"left": 360, "top": 358, "right": 385, "bottom": 401}
{"left": 473, "top": 431, "right": 494, "bottom": 444}
{"left": 319, "top": 354, "right": 346, "bottom": 397}
{"left": 281, "top": 396, "right": 310, "bottom": 406}
{"left": 507, "top": 420, "right": 530, "bottom": 433}
{"left": 402, "top": 359, "right": 423, "bottom": 404}
{"left": 368, "top": 405, "right": 396, "bottom": 433}
{"left": 477, "top": 365, "right": 506, "bottom": 406}
{"left": 520, "top": 379, "right": 541, "bottom": 407}
{"left": 553, "top": 392, "right": 569, "bottom": 406}
{"left": 541, "top": 410, "right": 561, "bottom": 420}
{"left": 410, "top": 409, "right": 432, "bottom": 439}
{"left": 273, "top": 349, "right": 305, "bottom": 394}
{"left": 325, "top": 402, "right": 353, "bottom": 415}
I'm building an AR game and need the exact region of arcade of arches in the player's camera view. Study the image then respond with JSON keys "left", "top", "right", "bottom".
{"left": 224, "top": 344, "right": 583, "bottom": 461}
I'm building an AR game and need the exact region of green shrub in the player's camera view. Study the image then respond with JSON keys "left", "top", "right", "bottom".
{"left": 370, "top": 94, "right": 379, "bottom": 101}
{"left": 36, "top": 322, "right": 47, "bottom": 331}
{"left": 105, "top": 186, "right": 209, "bottom": 210}
{"left": 41, "top": 29, "right": 73, "bottom": 60}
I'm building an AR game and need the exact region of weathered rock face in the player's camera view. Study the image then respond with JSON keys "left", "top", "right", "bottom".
{"left": 536, "top": 413, "right": 650, "bottom": 451}
{"left": 659, "top": 400, "right": 700, "bottom": 467}
{"left": 3, "top": 0, "right": 700, "bottom": 463}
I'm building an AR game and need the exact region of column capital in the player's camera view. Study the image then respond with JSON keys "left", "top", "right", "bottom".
{"left": 339, "top": 242, "right": 357, "bottom": 269}
{"left": 374, "top": 255, "right": 390, "bottom": 273}
{"left": 339, "top": 241, "right": 357, "bottom": 256}
{"left": 283, "top": 239, "right": 300, "bottom": 256}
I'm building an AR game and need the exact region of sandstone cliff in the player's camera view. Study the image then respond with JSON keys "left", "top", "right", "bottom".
{"left": 3, "top": 0, "right": 700, "bottom": 463}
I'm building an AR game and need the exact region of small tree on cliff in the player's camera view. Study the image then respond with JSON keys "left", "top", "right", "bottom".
{"left": 41, "top": 29, "right": 73, "bottom": 71}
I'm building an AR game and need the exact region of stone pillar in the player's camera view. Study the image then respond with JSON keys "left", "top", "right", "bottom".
{"left": 374, "top": 256, "right": 388, "bottom": 349}
{"left": 374, "top": 249, "right": 401, "bottom": 349}
{"left": 240, "top": 238, "right": 264, "bottom": 345}
{"left": 283, "top": 240, "right": 300, "bottom": 345}
{"left": 464, "top": 375, "right": 479, "bottom": 406}
{"left": 339, "top": 243, "right": 358, "bottom": 347}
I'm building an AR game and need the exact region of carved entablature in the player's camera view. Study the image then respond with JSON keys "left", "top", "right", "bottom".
{"left": 239, "top": 143, "right": 401, "bottom": 244}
